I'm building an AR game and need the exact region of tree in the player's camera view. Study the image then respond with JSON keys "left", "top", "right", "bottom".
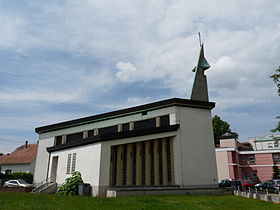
{"left": 270, "top": 66, "right": 280, "bottom": 132}
{"left": 212, "top": 115, "right": 238, "bottom": 145}
{"left": 270, "top": 66, "right": 280, "bottom": 95}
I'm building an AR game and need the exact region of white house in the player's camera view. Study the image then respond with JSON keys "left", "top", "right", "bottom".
{"left": 0, "top": 143, "right": 37, "bottom": 175}
{"left": 33, "top": 44, "right": 219, "bottom": 196}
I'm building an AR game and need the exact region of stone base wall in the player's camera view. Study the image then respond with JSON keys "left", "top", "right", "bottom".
{"left": 107, "top": 187, "right": 232, "bottom": 197}
{"left": 0, "top": 187, "right": 34, "bottom": 193}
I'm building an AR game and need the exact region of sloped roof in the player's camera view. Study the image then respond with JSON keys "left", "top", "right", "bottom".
{"left": 0, "top": 144, "right": 37, "bottom": 165}
{"left": 0, "top": 155, "right": 9, "bottom": 164}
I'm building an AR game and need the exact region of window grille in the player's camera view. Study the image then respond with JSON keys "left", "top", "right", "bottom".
{"left": 66, "top": 154, "right": 71, "bottom": 174}
{"left": 71, "top": 153, "right": 76, "bottom": 173}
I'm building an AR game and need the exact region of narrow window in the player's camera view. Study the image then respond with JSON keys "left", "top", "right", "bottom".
{"left": 273, "top": 154, "right": 280, "bottom": 163}
{"left": 5, "top": 169, "right": 12, "bottom": 175}
{"left": 251, "top": 172, "right": 258, "bottom": 180}
{"left": 88, "top": 130, "right": 94, "bottom": 137}
{"left": 55, "top": 136, "right": 62, "bottom": 145}
{"left": 66, "top": 132, "right": 83, "bottom": 143}
{"left": 160, "top": 115, "right": 170, "bottom": 127}
{"left": 249, "top": 156, "right": 255, "bottom": 164}
{"left": 66, "top": 154, "right": 72, "bottom": 174}
{"left": 71, "top": 153, "right": 77, "bottom": 173}
{"left": 268, "top": 143, "right": 273, "bottom": 148}
{"left": 134, "top": 118, "right": 156, "bottom": 130}
{"left": 99, "top": 125, "right": 118, "bottom": 135}
{"left": 122, "top": 123, "right": 129, "bottom": 132}
{"left": 241, "top": 156, "right": 246, "bottom": 162}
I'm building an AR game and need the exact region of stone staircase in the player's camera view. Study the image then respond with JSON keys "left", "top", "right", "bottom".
{"left": 32, "top": 177, "right": 57, "bottom": 194}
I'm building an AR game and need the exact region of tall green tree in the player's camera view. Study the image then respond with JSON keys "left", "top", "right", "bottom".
{"left": 270, "top": 66, "right": 280, "bottom": 133}
{"left": 271, "top": 66, "right": 280, "bottom": 95}
{"left": 212, "top": 115, "right": 238, "bottom": 145}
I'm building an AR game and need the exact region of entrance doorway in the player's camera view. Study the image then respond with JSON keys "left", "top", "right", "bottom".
{"left": 50, "top": 156, "right": 58, "bottom": 183}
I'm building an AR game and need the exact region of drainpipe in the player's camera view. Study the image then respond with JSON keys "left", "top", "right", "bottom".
{"left": 46, "top": 152, "right": 51, "bottom": 180}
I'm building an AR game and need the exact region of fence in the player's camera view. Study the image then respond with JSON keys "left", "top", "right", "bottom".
{"left": 234, "top": 187, "right": 280, "bottom": 203}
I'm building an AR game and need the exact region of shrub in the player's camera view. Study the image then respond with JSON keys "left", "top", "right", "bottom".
{"left": 11, "top": 172, "right": 33, "bottom": 183}
{"left": 0, "top": 172, "right": 33, "bottom": 183}
{"left": 57, "top": 171, "right": 83, "bottom": 196}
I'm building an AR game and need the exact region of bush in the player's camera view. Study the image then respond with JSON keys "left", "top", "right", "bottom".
{"left": 10, "top": 172, "right": 33, "bottom": 184}
{"left": 57, "top": 171, "right": 83, "bottom": 196}
{"left": 0, "top": 172, "right": 33, "bottom": 184}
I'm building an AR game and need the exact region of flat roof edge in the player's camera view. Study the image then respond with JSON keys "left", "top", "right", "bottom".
{"left": 36, "top": 98, "right": 214, "bottom": 134}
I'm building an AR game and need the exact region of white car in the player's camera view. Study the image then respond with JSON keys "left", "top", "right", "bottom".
{"left": 4, "top": 179, "right": 33, "bottom": 188}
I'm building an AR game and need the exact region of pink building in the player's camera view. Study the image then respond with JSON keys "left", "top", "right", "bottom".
{"left": 215, "top": 133, "right": 280, "bottom": 182}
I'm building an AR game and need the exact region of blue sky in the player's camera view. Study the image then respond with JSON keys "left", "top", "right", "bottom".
{"left": 1, "top": 0, "right": 279, "bottom": 153}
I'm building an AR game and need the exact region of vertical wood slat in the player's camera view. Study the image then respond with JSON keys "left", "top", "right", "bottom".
{"left": 141, "top": 142, "right": 146, "bottom": 185}
{"left": 145, "top": 141, "right": 151, "bottom": 185}
{"left": 109, "top": 147, "right": 113, "bottom": 186}
{"left": 150, "top": 141, "right": 155, "bottom": 185}
{"left": 122, "top": 144, "right": 127, "bottom": 185}
{"left": 116, "top": 145, "right": 123, "bottom": 185}
{"left": 136, "top": 142, "right": 142, "bottom": 185}
{"left": 126, "top": 144, "right": 132, "bottom": 185}
{"left": 154, "top": 139, "right": 159, "bottom": 185}
{"left": 158, "top": 139, "right": 163, "bottom": 185}
{"left": 132, "top": 143, "right": 137, "bottom": 185}
{"left": 168, "top": 137, "right": 175, "bottom": 184}
{"left": 111, "top": 146, "right": 118, "bottom": 186}
{"left": 162, "top": 138, "right": 168, "bottom": 185}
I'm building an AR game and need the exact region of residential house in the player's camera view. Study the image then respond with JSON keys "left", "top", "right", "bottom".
{"left": 0, "top": 143, "right": 37, "bottom": 175}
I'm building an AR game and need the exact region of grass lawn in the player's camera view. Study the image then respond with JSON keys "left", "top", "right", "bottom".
{"left": 0, "top": 192, "right": 279, "bottom": 210}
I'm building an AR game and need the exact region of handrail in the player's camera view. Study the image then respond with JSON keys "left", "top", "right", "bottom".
{"left": 32, "top": 176, "right": 57, "bottom": 193}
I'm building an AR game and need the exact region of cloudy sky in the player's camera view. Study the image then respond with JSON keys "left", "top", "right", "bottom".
{"left": 1, "top": 0, "right": 280, "bottom": 153}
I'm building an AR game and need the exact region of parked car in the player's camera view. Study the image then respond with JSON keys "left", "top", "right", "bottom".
{"left": 254, "top": 180, "right": 270, "bottom": 191}
{"left": 266, "top": 179, "right": 280, "bottom": 193}
{"left": 231, "top": 180, "right": 242, "bottom": 190}
{"left": 238, "top": 180, "right": 255, "bottom": 189}
{"left": 4, "top": 179, "right": 33, "bottom": 188}
{"left": 219, "top": 179, "right": 232, "bottom": 188}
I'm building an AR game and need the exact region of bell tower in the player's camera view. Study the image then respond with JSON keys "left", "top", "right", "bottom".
{"left": 190, "top": 39, "right": 211, "bottom": 102}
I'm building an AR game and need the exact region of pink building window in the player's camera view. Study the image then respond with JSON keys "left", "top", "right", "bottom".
{"left": 249, "top": 156, "right": 255, "bottom": 164}
{"left": 241, "top": 156, "right": 246, "bottom": 161}
{"left": 243, "top": 172, "right": 250, "bottom": 180}
{"left": 273, "top": 154, "right": 280, "bottom": 163}
{"left": 251, "top": 171, "right": 258, "bottom": 180}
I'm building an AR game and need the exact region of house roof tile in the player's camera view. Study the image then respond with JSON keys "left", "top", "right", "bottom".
{"left": 0, "top": 144, "right": 37, "bottom": 165}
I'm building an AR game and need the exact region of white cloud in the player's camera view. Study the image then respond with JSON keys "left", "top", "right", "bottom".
{"left": 115, "top": 61, "right": 138, "bottom": 83}
{"left": 0, "top": 89, "right": 80, "bottom": 104}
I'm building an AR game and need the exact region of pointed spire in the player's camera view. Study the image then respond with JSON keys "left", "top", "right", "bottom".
{"left": 190, "top": 43, "right": 211, "bottom": 102}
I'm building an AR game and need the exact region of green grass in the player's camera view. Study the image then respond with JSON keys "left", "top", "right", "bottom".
{"left": 0, "top": 192, "right": 279, "bottom": 210}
